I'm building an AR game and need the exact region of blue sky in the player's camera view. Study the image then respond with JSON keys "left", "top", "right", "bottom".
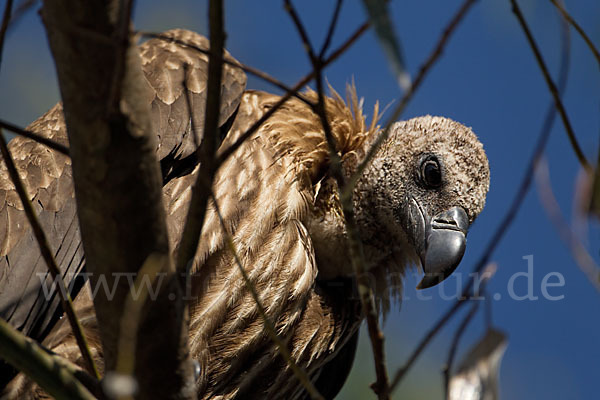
{"left": 1, "top": 0, "right": 599, "bottom": 399}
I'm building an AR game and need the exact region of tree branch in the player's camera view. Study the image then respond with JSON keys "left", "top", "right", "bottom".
{"left": 0, "top": 118, "right": 70, "bottom": 155}
{"left": 534, "top": 158, "right": 600, "bottom": 292}
{"left": 549, "top": 0, "right": 600, "bottom": 68}
{"left": 175, "top": 0, "right": 224, "bottom": 275}
{"left": 284, "top": 1, "right": 391, "bottom": 398}
{"left": 0, "top": 317, "right": 96, "bottom": 400}
{"left": 40, "top": 1, "right": 194, "bottom": 398}
{"left": 511, "top": 0, "right": 591, "bottom": 172}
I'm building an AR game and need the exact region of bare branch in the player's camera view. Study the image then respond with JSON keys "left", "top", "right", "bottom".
{"left": 534, "top": 158, "right": 600, "bottom": 292}
{"left": 218, "top": 20, "right": 370, "bottom": 164}
{"left": 0, "top": 318, "right": 96, "bottom": 400}
{"left": 0, "top": 118, "right": 70, "bottom": 155}
{"left": 284, "top": 1, "right": 390, "bottom": 397}
{"left": 549, "top": 0, "right": 600, "bottom": 68}
{"left": 175, "top": 0, "right": 225, "bottom": 274}
{"left": 41, "top": 0, "right": 195, "bottom": 397}
{"left": 511, "top": 0, "right": 591, "bottom": 172}
{"left": 319, "top": 0, "right": 343, "bottom": 58}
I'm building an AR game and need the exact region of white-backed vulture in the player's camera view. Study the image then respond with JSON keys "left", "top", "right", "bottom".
{"left": 0, "top": 29, "right": 490, "bottom": 399}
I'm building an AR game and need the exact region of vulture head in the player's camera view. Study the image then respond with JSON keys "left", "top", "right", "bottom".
{"left": 352, "top": 115, "right": 490, "bottom": 290}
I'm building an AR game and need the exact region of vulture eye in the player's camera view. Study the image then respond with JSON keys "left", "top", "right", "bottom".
{"left": 420, "top": 156, "right": 442, "bottom": 188}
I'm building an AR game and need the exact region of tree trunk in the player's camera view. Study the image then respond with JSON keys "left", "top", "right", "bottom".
{"left": 40, "top": 1, "right": 195, "bottom": 398}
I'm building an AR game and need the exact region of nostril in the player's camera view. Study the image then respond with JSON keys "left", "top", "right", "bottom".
{"left": 431, "top": 207, "right": 469, "bottom": 233}
{"left": 435, "top": 216, "right": 455, "bottom": 225}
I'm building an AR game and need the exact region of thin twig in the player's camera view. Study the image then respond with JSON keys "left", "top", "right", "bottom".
{"left": 284, "top": 0, "right": 317, "bottom": 63}
{"left": 345, "top": 0, "right": 478, "bottom": 198}
{"left": 111, "top": 254, "right": 169, "bottom": 400}
{"left": 107, "top": 0, "right": 135, "bottom": 113}
{"left": 284, "top": 1, "right": 390, "bottom": 397}
{"left": 534, "top": 158, "right": 600, "bottom": 292}
{"left": 0, "top": 317, "right": 96, "bottom": 400}
{"left": 511, "top": 0, "right": 591, "bottom": 172}
{"left": 0, "top": 118, "right": 70, "bottom": 155}
{"left": 388, "top": 4, "right": 572, "bottom": 393}
{"left": 549, "top": 0, "right": 600, "bottom": 68}
{"left": 175, "top": 0, "right": 225, "bottom": 274}
{"left": 211, "top": 193, "right": 324, "bottom": 400}
{"left": 217, "top": 20, "right": 370, "bottom": 164}
{"left": 0, "top": 0, "right": 13, "bottom": 68}
{"left": 319, "top": 0, "right": 343, "bottom": 58}
{"left": 0, "top": 130, "right": 100, "bottom": 378}
{"left": 7, "top": 0, "right": 37, "bottom": 32}
{"left": 443, "top": 302, "right": 479, "bottom": 400}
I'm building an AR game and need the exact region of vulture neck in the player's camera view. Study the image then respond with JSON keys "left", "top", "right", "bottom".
{"left": 310, "top": 150, "right": 415, "bottom": 286}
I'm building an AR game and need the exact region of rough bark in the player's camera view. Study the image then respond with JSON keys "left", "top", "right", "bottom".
{"left": 40, "top": 1, "right": 195, "bottom": 399}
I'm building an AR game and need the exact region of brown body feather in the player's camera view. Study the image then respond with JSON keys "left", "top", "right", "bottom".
{"left": 3, "top": 87, "right": 376, "bottom": 399}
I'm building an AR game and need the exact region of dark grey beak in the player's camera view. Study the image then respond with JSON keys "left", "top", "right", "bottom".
{"left": 415, "top": 206, "right": 469, "bottom": 289}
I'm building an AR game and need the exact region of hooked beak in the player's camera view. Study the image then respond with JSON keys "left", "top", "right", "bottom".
{"left": 405, "top": 200, "right": 469, "bottom": 289}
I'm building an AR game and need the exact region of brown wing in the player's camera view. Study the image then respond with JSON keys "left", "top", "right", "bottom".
{"left": 0, "top": 29, "right": 246, "bottom": 343}
{"left": 142, "top": 29, "right": 247, "bottom": 182}
{"left": 163, "top": 90, "right": 362, "bottom": 399}
{"left": 0, "top": 104, "right": 79, "bottom": 342}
